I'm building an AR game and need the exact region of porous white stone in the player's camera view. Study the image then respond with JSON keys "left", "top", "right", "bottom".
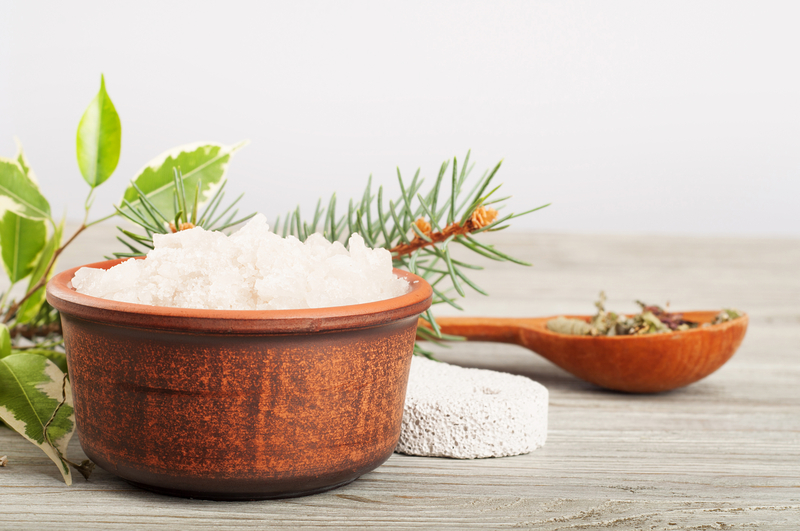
{"left": 397, "top": 357, "right": 548, "bottom": 459}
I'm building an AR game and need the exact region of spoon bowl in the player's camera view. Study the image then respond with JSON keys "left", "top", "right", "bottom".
{"left": 433, "top": 311, "right": 748, "bottom": 393}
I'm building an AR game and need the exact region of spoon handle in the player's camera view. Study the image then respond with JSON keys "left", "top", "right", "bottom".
{"left": 431, "top": 316, "right": 542, "bottom": 347}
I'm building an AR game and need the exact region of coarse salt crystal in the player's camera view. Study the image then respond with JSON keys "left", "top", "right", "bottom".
{"left": 72, "top": 214, "right": 410, "bottom": 310}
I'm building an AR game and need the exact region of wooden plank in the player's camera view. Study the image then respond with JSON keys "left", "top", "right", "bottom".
{"left": 1, "top": 230, "right": 799, "bottom": 529}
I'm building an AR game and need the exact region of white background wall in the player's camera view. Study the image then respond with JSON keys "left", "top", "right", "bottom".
{"left": 1, "top": 1, "right": 798, "bottom": 236}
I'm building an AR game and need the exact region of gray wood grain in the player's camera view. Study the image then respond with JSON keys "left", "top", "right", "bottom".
{"left": 1, "top": 228, "right": 798, "bottom": 530}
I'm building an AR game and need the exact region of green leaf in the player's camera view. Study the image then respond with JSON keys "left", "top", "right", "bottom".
{"left": 7, "top": 349, "right": 68, "bottom": 375}
{"left": 0, "top": 324, "right": 10, "bottom": 358}
{"left": 0, "top": 158, "right": 51, "bottom": 220}
{"left": 76, "top": 75, "right": 122, "bottom": 188}
{"left": 120, "top": 141, "right": 247, "bottom": 220}
{"left": 14, "top": 138, "right": 39, "bottom": 188}
{"left": 0, "top": 354, "right": 75, "bottom": 484}
{"left": 16, "top": 220, "right": 64, "bottom": 323}
{"left": 0, "top": 210, "right": 46, "bottom": 283}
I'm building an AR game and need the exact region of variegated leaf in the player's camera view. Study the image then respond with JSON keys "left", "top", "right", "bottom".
{"left": 0, "top": 210, "right": 47, "bottom": 283}
{"left": 120, "top": 141, "right": 247, "bottom": 219}
{"left": 0, "top": 354, "right": 74, "bottom": 484}
{"left": 0, "top": 324, "right": 10, "bottom": 358}
{"left": 6, "top": 349, "right": 69, "bottom": 375}
{"left": 14, "top": 138, "right": 39, "bottom": 187}
{"left": 0, "top": 158, "right": 51, "bottom": 221}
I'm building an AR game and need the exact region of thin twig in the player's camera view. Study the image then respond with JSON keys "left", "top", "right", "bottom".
{"left": 2, "top": 223, "right": 88, "bottom": 323}
{"left": 390, "top": 207, "right": 497, "bottom": 258}
{"left": 9, "top": 321, "right": 62, "bottom": 340}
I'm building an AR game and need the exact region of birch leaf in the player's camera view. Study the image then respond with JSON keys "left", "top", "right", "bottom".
{"left": 16, "top": 220, "right": 64, "bottom": 323}
{"left": 0, "top": 158, "right": 51, "bottom": 220}
{"left": 0, "top": 354, "right": 74, "bottom": 484}
{"left": 0, "top": 210, "right": 47, "bottom": 283}
{"left": 76, "top": 74, "right": 122, "bottom": 188}
{"left": 120, "top": 141, "right": 247, "bottom": 218}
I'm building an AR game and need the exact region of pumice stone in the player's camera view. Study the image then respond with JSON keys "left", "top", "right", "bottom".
{"left": 397, "top": 356, "right": 548, "bottom": 459}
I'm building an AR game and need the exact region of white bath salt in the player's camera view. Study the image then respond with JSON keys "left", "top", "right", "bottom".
{"left": 72, "top": 214, "right": 410, "bottom": 310}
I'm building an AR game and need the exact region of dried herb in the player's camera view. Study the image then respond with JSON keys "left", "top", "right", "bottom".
{"left": 547, "top": 292, "right": 708, "bottom": 337}
{"left": 546, "top": 317, "right": 594, "bottom": 336}
{"left": 711, "top": 309, "right": 742, "bottom": 325}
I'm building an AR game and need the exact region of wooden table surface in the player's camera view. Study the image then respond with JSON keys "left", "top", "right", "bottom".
{"left": 2, "top": 227, "right": 799, "bottom": 530}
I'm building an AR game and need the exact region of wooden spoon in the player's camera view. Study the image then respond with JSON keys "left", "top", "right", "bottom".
{"left": 430, "top": 311, "right": 748, "bottom": 393}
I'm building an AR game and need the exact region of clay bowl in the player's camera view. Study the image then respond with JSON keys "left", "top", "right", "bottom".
{"left": 433, "top": 311, "right": 748, "bottom": 393}
{"left": 46, "top": 258, "right": 432, "bottom": 500}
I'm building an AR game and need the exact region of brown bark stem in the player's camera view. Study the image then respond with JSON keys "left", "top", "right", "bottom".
{"left": 390, "top": 222, "right": 472, "bottom": 258}
{"left": 390, "top": 207, "right": 497, "bottom": 258}
{"left": 390, "top": 216, "right": 491, "bottom": 258}
{"left": 9, "top": 321, "right": 62, "bottom": 340}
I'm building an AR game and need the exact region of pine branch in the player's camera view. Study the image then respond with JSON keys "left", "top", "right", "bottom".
{"left": 112, "top": 153, "right": 549, "bottom": 358}
{"left": 112, "top": 171, "right": 256, "bottom": 259}
{"left": 274, "top": 151, "right": 550, "bottom": 356}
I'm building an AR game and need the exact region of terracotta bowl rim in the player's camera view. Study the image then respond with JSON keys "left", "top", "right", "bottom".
{"left": 537, "top": 311, "right": 749, "bottom": 341}
{"left": 47, "top": 258, "right": 433, "bottom": 334}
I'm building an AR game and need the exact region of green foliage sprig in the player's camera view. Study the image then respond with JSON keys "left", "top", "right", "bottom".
{"left": 0, "top": 74, "right": 123, "bottom": 485}
{"left": 0, "top": 76, "right": 248, "bottom": 484}
{"left": 113, "top": 167, "right": 256, "bottom": 259}
{"left": 272, "top": 153, "right": 549, "bottom": 358}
